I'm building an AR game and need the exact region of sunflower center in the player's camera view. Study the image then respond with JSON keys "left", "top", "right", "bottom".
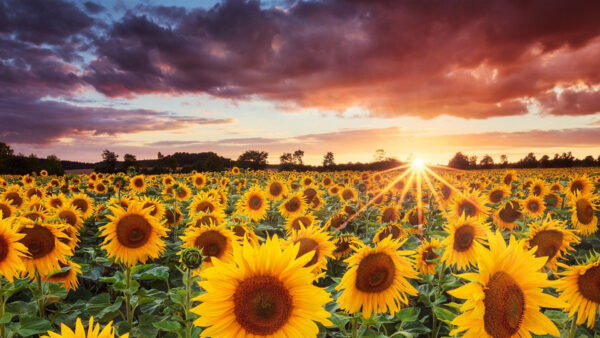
{"left": 0, "top": 204, "right": 11, "bottom": 219}
{"left": 489, "top": 190, "right": 504, "bottom": 203}
{"left": 330, "top": 214, "right": 346, "bottom": 229}
{"left": 0, "top": 235, "right": 8, "bottom": 262}
{"left": 71, "top": 199, "right": 89, "bottom": 213}
{"left": 503, "top": 175, "right": 513, "bottom": 185}
{"left": 195, "top": 201, "right": 215, "bottom": 213}
{"left": 458, "top": 200, "right": 476, "bottom": 217}
{"left": 334, "top": 239, "right": 350, "bottom": 254}
{"left": 453, "top": 225, "right": 475, "bottom": 252}
{"left": 269, "top": 183, "right": 282, "bottom": 196}
{"left": 19, "top": 225, "right": 56, "bottom": 259}
{"left": 355, "top": 252, "right": 395, "bottom": 293}
{"left": 50, "top": 199, "right": 63, "bottom": 208}
{"left": 395, "top": 181, "right": 405, "bottom": 191}
{"left": 527, "top": 200, "right": 540, "bottom": 212}
{"left": 423, "top": 247, "right": 439, "bottom": 261}
{"left": 291, "top": 216, "right": 311, "bottom": 231}
{"left": 498, "top": 201, "right": 522, "bottom": 223}
{"left": 544, "top": 194, "right": 558, "bottom": 207}
{"left": 195, "top": 177, "right": 204, "bottom": 186}
{"left": 58, "top": 210, "right": 77, "bottom": 227}
{"left": 232, "top": 225, "right": 246, "bottom": 237}
{"left": 116, "top": 214, "right": 152, "bottom": 248}
{"left": 483, "top": 271, "right": 525, "bottom": 338}
{"left": 134, "top": 179, "right": 144, "bottom": 187}
{"left": 342, "top": 190, "right": 354, "bottom": 200}
{"left": 382, "top": 208, "right": 397, "bottom": 223}
{"left": 570, "top": 180, "right": 584, "bottom": 194}
{"left": 195, "top": 215, "right": 218, "bottom": 227}
{"left": 408, "top": 210, "right": 422, "bottom": 225}
{"left": 532, "top": 186, "right": 542, "bottom": 196}
{"left": 577, "top": 265, "right": 600, "bottom": 303}
{"left": 576, "top": 199, "right": 594, "bottom": 224}
{"left": 194, "top": 230, "right": 227, "bottom": 262}
{"left": 50, "top": 262, "right": 71, "bottom": 279}
{"left": 285, "top": 197, "right": 301, "bottom": 212}
{"left": 248, "top": 195, "right": 263, "bottom": 210}
{"left": 529, "top": 230, "right": 563, "bottom": 261}
{"left": 5, "top": 192, "right": 22, "bottom": 207}
{"left": 441, "top": 185, "right": 451, "bottom": 200}
{"left": 295, "top": 238, "right": 319, "bottom": 267}
{"left": 142, "top": 202, "right": 158, "bottom": 216}
{"left": 234, "top": 275, "right": 292, "bottom": 335}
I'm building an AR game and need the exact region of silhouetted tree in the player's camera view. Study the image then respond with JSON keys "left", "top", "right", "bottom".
{"left": 280, "top": 153, "right": 293, "bottom": 165}
{"left": 45, "top": 155, "right": 64, "bottom": 175}
{"left": 96, "top": 149, "right": 118, "bottom": 173}
{"left": 479, "top": 155, "right": 494, "bottom": 169}
{"left": 323, "top": 152, "right": 335, "bottom": 167}
{"left": 123, "top": 153, "right": 138, "bottom": 171}
{"left": 448, "top": 152, "right": 470, "bottom": 169}
{"left": 238, "top": 150, "right": 268, "bottom": 170}
{"left": 293, "top": 150, "right": 304, "bottom": 165}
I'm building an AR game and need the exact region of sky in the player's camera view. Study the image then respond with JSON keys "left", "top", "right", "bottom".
{"left": 2, "top": 0, "right": 600, "bottom": 165}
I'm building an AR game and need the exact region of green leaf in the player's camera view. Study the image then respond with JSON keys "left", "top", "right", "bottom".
{"left": 137, "top": 266, "right": 170, "bottom": 281}
{"left": 16, "top": 315, "right": 52, "bottom": 337}
{"left": 153, "top": 320, "right": 181, "bottom": 332}
{"left": 396, "top": 307, "right": 420, "bottom": 323}
{"left": 433, "top": 305, "right": 456, "bottom": 324}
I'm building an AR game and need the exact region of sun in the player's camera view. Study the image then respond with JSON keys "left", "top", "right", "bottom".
{"left": 411, "top": 157, "right": 425, "bottom": 169}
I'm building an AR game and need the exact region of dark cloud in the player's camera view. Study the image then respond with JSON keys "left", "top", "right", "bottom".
{"left": 83, "top": 2, "right": 105, "bottom": 14}
{"left": 0, "top": 98, "right": 235, "bottom": 144}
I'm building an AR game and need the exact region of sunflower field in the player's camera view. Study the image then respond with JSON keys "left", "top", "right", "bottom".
{"left": 0, "top": 167, "right": 599, "bottom": 338}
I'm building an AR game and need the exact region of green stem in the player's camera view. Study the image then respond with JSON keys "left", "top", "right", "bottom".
{"left": 350, "top": 316, "right": 358, "bottom": 338}
{"left": 35, "top": 270, "right": 45, "bottom": 318}
{"left": 185, "top": 268, "right": 193, "bottom": 338}
{"left": 125, "top": 266, "right": 133, "bottom": 327}
{"left": 0, "top": 278, "right": 4, "bottom": 338}
{"left": 568, "top": 316, "right": 577, "bottom": 338}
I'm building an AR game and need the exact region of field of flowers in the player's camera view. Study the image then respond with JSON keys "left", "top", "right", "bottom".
{"left": 0, "top": 166, "right": 598, "bottom": 337}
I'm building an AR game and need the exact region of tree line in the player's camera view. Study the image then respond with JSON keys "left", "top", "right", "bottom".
{"left": 447, "top": 152, "right": 600, "bottom": 169}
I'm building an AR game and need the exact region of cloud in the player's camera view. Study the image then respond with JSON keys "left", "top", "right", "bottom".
{"left": 0, "top": 98, "right": 236, "bottom": 144}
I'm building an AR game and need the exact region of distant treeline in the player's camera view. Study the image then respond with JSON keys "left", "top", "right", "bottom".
{"left": 448, "top": 152, "right": 600, "bottom": 169}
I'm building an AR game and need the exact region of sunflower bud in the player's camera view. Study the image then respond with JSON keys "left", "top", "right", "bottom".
{"left": 181, "top": 247, "right": 203, "bottom": 269}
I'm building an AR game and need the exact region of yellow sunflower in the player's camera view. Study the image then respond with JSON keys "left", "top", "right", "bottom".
{"left": 414, "top": 238, "right": 441, "bottom": 275}
{"left": 100, "top": 203, "right": 168, "bottom": 266}
{"left": 487, "top": 185, "right": 510, "bottom": 204}
{"left": 41, "top": 316, "right": 128, "bottom": 338}
{"left": 441, "top": 215, "right": 488, "bottom": 271}
{"left": 165, "top": 207, "right": 183, "bottom": 227}
{"left": 69, "top": 193, "right": 94, "bottom": 219}
{"left": 129, "top": 175, "right": 146, "bottom": 193}
{"left": 55, "top": 205, "right": 84, "bottom": 230}
{"left": 236, "top": 186, "right": 267, "bottom": 222}
{"left": 175, "top": 184, "right": 191, "bottom": 201}
{"left": 228, "top": 223, "right": 260, "bottom": 246}
{"left": 279, "top": 192, "right": 307, "bottom": 219}
{"left": 0, "top": 199, "right": 15, "bottom": 220}
{"left": 162, "top": 175, "right": 175, "bottom": 187}
{"left": 524, "top": 215, "right": 579, "bottom": 271}
{"left": 337, "top": 237, "right": 418, "bottom": 318}
{"left": 2, "top": 185, "right": 24, "bottom": 208}
{"left": 47, "top": 194, "right": 67, "bottom": 210}
{"left": 17, "top": 221, "right": 72, "bottom": 277}
{"left": 332, "top": 234, "right": 361, "bottom": 260}
{"left": 493, "top": 199, "right": 523, "bottom": 230}
{"left": 189, "top": 193, "right": 221, "bottom": 216}
{"left": 192, "top": 236, "right": 332, "bottom": 337}
{"left": 94, "top": 182, "right": 108, "bottom": 195}
{"left": 284, "top": 213, "right": 317, "bottom": 233}
{"left": 404, "top": 206, "right": 427, "bottom": 226}
{"left": 543, "top": 192, "right": 562, "bottom": 209}
{"left": 529, "top": 178, "right": 548, "bottom": 197}
{"left": 0, "top": 216, "right": 28, "bottom": 281}
{"left": 522, "top": 195, "right": 546, "bottom": 219}
{"left": 569, "top": 191, "right": 598, "bottom": 235}
{"left": 284, "top": 224, "right": 334, "bottom": 275}
{"left": 502, "top": 170, "right": 518, "bottom": 186}
{"left": 373, "top": 223, "right": 407, "bottom": 243}
{"left": 566, "top": 174, "right": 593, "bottom": 197}
{"left": 449, "top": 231, "right": 562, "bottom": 338}
{"left": 189, "top": 210, "right": 226, "bottom": 227}
{"left": 339, "top": 186, "right": 358, "bottom": 202}
{"left": 378, "top": 204, "right": 401, "bottom": 224}
{"left": 556, "top": 254, "right": 600, "bottom": 328}
{"left": 324, "top": 212, "right": 348, "bottom": 231}
{"left": 45, "top": 260, "right": 82, "bottom": 291}
{"left": 191, "top": 173, "right": 207, "bottom": 189}
{"left": 138, "top": 196, "right": 165, "bottom": 219}
{"left": 266, "top": 179, "right": 287, "bottom": 201}
{"left": 180, "top": 223, "right": 235, "bottom": 269}
{"left": 447, "top": 192, "right": 489, "bottom": 220}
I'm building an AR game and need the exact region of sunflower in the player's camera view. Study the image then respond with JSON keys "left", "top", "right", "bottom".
{"left": 529, "top": 178, "right": 548, "bottom": 197}
{"left": 414, "top": 238, "right": 441, "bottom": 275}
{"left": 337, "top": 237, "right": 418, "bottom": 317}
{"left": 449, "top": 231, "right": 562, "bottom": 338}
{"left": 100, "top": 203, "right": 168, "bottom": 266}
{"left": 192, "top": 236, "right": 332, "bottom": 337}
{"left": 279, "top": 192, "right": 307, "bottom": 219}
{"left": 207, "top": 188, "right": 228, "bottom": 207}
{"left": 128, "top": 175, "right": 146, "bottom": 193}
{"left": 544, "top": 192, "right": 562, "bottom": 209}
{"left": 69, "top": 193, "right": 94, "bottom": 219}
{"left": 45, "top": 260, "right": 81, "bottom": 291}
{"left": 55, "top": 205, "right": 84, "bottom": 230}
{"left": 378, "top": 204, "right": 401, "bottom": 224}
{"left": 487, "top": 185, "right": 510, "bottom": 204}
{"left": 328, "top": 185, "right": 341, "bottom": 196}
{"left": 524, "top": 215, "right": 579, "bottom": 271}
{"left": 162, "top": 175, "right": 175, "bottom": 187}
{"left": 236, "top": 186, "right": 267, "bottom": 222}
{"left": 284, "top": 224, "right": 334, "bottom": 275}
{"left": 373, "top": 223, "right": 407, "bottom": 243}
{"left": 556, "top": 254, "right": 600, "bottom": 328}
{"left": 332, "top": 234, "right": 361, "bottom": 260}
{"left": 25, "top": 186, "right": 45, "bottom": 200}
{"left": 180, "top": 223, "right": 235, "bottom": 269}
{"left": 285, "top": 214, "right": 317, "bottom": 233}
{"left": 566, "top": 174, "right": 593, "bottom": 197}
{"left": 0, "top": 200, "right": 16, "bottom": 220}
{"left": 41, "top": 316, "right": 127, "bottom": 338}
{"left": 321, "top": 176, "right": 334, "bottom": 188}
{"left": 231, "top": 166, "right": 240, "bottom": 174}
{"left": 300, "top": 176, "right": 315, "bottom": 187}
{"left": 569, "top": 191, "right": 598, "bottom": 235}
{"left": 0, "top": 216, "right": 28, "bottom": 281}
{"left": 108, "top": 195, "right": 134, "bottom": 210}
{"left": 60, "top": 224, "right": 80, "bottom": 251}
{"left": 404, "top": 207, "right": 427, "bottom": 226}
{"left": 189, "top": 193, "right": 221, "bottom": 216}
{"left": 437, "top": 182, "right": 455, "bottom": 207}
{"left": 191, "top": 173, "right": 207, "bottom": 189}
{"left": 47, "top": 194, "right": 67, "bottom": 210}
{"left": 522, "top": 195, "right": 546, "bottom": 219}
{"left": 339, "top": 187, "right": 358, "bottom": 202}
{"left": 325, "top": 212, "right": 348, "bottom": 231}
{"left": 447, "top": 192, "right": 489, "bottom": 220}
{"left": 175, "top": 184, "right": 191, "bottom": 201}
{"left": 228, "top": 223, "right": 260, "bottom": 246}
{"left": 94, "top": 182, "right": 108, "bottom": 195}
{"left": 441, "top": 215, "right": 488, "bottom": 271}
{"left": 502, "top": 170, "right": 518, "bottom": 186}
{"left": 493, "top": 199, "right": 523, "bottom": 230}
{"left": 165, "top": 207, "right": 183, "bottom": 227}
{"left": 20, "top": 207, "right": 51, "bottom": 223}
{"left": 2, "top": 185, "right": 24, "bottom": 208}
{"left": 17, "top": 221, "right": 72, "bottom": 277}
{"left": 138, "top": 196, "right": 165, "bottom": 219}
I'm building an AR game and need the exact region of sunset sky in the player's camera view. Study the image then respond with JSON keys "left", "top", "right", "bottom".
{"left": 2, "top": 0, "right": 600, "bottom": 165}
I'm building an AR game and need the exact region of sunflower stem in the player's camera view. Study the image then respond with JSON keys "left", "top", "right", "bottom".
{"left": 350, "top": 315, "right": 358, "bottom": 338}
{"left": 0, "top": 277, "right": 4, "bottom": 338}
{"left": 185, "top": 267, "right": 193, "bottom": 338}
{"left": 125, "top": 265, "right": 133, "bottom": 328}
{"left": 35, "top": 270, "right": 46, "bottom": 318}
{"left": 568, "top": 316, "right": 577, "bottom": 338}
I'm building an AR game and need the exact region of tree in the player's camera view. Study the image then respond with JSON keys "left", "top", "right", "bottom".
{"left": 374, "top": 149, "right": 387, "bottom": 162}
{"left": 468, "top": 155, "right": 478, "bottom": 168}
{"left": 323, "top": 152, "right": 335, "bottom": 167}
{"left": 448, "top": 152, "right": 470, "bottom": 169}
{"left": 123, "top": 153, "right": 138, "bottom": 171}
{"left": 280, "top": 153, "right": 293, "bottom": 165}
{"left": 237, "top": 150, "right": 268, "bottom": 170}
{"left": 0, "top": 142, "right": 14, "bottom": 173}
{"left": 45, "top": 155, "right": 64, "bottom": 175}
{"left": 500, "top": 154, "right": 508, "bottom": 168}
{"left": 293, "top": 150, "right": 304, "bottom": 165}
{"left": 582, "top": 155, "right": 596, "bottom": 167}
{"left": 479, "top": 154, "right": 494, "bottom": 169}
{"left": 520, "top": 152, "right": 538, "bottom": 168}
{"left": 98, "top": 149, "right": 118, "bottom": 173}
